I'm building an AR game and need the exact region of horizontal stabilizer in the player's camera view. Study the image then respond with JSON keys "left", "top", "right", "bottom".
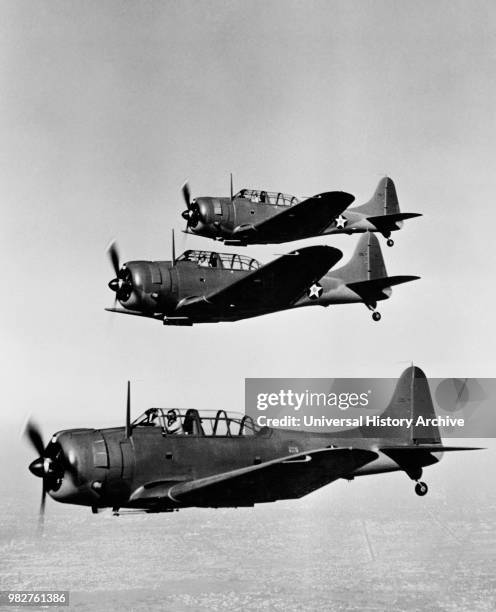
{"left": 380, "top": 444, "right": 483, "bottom": 480}
{"left": 347, "top": 275, "right": 420, "bottom": 300}
{"left": 367, "top": 212, "right": 422, "bottom": 232}
{"left": 382, "top": 445, "right": 484, "bottom": 453}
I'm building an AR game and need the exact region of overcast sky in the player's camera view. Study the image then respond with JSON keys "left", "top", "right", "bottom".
{"left": 1, "top": 0, "right": 495, "bottom": 434}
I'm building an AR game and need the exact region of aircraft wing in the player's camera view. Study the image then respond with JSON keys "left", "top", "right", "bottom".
{"left": 130, "top": 447, "right": 378, "bottom": 507}
{"left": 174, "top": 245, "right": 342, "bottom": 318}
{"left": 232, "top": 191, "right": 355, "bottom": 241}
{"left": 105, "top": 307, "right": 162, "bottom": 319}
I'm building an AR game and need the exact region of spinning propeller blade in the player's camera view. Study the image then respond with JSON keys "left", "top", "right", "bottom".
{"left": 24, "top": 420, "right": 47, "bottom": 532}
{"left": 181, "top": 181, "right": 191, "bottom": 209}
{"left": 38, "top": 481, "right": 46, "bottom": 534}
{"left": 107, "top": 241, "right": 120, "bottom": 277}
{"left": 25, "top": 420, "right": 45, "bottom": 457}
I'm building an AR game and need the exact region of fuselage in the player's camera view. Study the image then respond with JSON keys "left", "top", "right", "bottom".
{"left": 186, "top": 195, "right": 394, "bottom": 245}
{"left": 109, "top": 253, "right": 377, "bottom": 324}
{"left": 44, "top": 421, "right": 434, "bottom": 512}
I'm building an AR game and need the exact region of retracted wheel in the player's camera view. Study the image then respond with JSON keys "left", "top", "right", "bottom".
{"left": 372, "top": 311, "right": 381, "bottom": 322}
{"left": 387, "top": 238, "right": 394, "bottom": 247}
{"left": 415, "top": 481, "right": 428, "bottom": 496}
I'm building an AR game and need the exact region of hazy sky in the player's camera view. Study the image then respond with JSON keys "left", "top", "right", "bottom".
{"left": 1, "top": 0, "right": 495, "bottom": 433}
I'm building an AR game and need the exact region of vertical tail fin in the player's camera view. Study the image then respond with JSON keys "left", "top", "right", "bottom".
{"left": 330, "top": 232, "right": 386, "bottom": 283}
{"left": 367, "top": 366, "right": 441, "bottom": 443}
{"left": 353, "top": 177, "right": 400, "bottom": 217}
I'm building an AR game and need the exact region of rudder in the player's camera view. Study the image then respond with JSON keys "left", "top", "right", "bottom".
{"left": 330, "top": 232, "right": 386, "bottom": 283}
{"left": 353, "top": 177, "right": 400, "bottom": 217}
{"left": 364, "top": 366, "right": 441, "bottom": 443}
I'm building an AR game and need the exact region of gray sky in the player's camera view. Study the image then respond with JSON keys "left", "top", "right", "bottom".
{"left": 1, "top": 0, "right": 495, "bottom": 432}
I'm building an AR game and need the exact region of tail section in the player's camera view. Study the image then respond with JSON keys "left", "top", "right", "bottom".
{"left": 353, "top": 176, "right": 400, "bottom": 217}
{"left": 331, "top": 232, "right": 386, "bottom": 283}
{"left": 360, "top": 366, "right": 442, "bottom": 485}
{"left": 329, "top": 233, "right": 419, "bottom": 314}
{"left": 362, "top": 366, "right": 483, "bottom": 492}
{"left": 370, "top": 366, "right": 441, "bottom": 444}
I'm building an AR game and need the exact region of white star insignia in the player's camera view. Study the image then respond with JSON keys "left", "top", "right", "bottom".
{"left": 308, "top": 283, "right": 323, "bottom": 300}
{"left": 335, "top": 214, "right": 347, "bottom": 229}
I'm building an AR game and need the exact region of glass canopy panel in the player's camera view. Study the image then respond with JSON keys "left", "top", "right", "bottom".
{"left": 178, "top": 250, "right": 260, "bottom": 270}
{"left": 234, "top": 189, "right": 300, "bottom": 207}
{"left": 132, "top": 408, "right": 261, "bottom": 436}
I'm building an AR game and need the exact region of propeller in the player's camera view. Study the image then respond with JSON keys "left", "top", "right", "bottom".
{"left": 24, "top": 420, "right": 50, "bottom": 532}
{"left": 107, "top": 241, "right": 133, "bottom": 304}
{"left": 181, "top": 181, "right": 201, "bottom": 230}
{"left": 24, "top": 419, "right": 77, "bottom": 533}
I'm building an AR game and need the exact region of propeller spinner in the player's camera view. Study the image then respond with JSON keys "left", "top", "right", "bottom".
{"left": 107, "top": 241, "right": 133, "bottom": 303}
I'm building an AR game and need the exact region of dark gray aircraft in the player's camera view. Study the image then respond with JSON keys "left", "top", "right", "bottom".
{"left": 25, "top": 367, "right": 481, "bottom": 520}
{"left": 181, "top": 176, "right": 421, "bottom": 247}
{"left": 106, "top": 232, "right": 419, "bottom": 325}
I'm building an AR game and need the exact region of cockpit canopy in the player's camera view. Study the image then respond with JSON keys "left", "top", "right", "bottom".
{"left": 177, "top": 250, "right": 260, "bottom": 271}
{"left": 234, "top": 189, "right": 300, "bottom": 207}
{"left": 132, "top": 408, "right": 263, "bottom": 436}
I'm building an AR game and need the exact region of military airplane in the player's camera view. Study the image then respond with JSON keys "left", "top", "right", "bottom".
{"left": 181, "top": 176, "right": 421, "bottom": 247}
{"left": 25, "top": 366, "right": 481, "bottom": 521}
{"left": 106, "top": 231, "right": 419, "bottom": 325}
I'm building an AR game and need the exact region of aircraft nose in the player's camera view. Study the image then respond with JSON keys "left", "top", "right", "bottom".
{"left": 181, "top": 209, "right": 191, "bottom": 221}
{"left": 108, "top": 267, "right": 134, "bottom": 303}
{"left": 29, "top": 458, "right": 44, "bottom": 478}
{"left": 108, "top": 277, "right": 120, "bottom": 292}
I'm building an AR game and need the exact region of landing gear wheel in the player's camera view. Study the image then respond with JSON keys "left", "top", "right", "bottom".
{"left": 415, "top": 481, "right": 428, "bottom": 496}
{"left": 387, "top": 238, "right": 394, "bottom": 247}
{"left": 372, "top": 311, "right": 381, "bottom": 322}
